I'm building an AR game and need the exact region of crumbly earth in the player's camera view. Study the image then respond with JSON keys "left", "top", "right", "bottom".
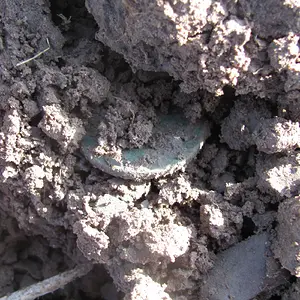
{"left": 0, "top": 0, "right": 299, "bottom": 299}
{"left": 273, "top": 196, "right": 300, "bottom": 277}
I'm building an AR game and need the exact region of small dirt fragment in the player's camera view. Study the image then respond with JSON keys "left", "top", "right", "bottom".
{"left": 273, "top": 196, "right": 300, "bottom": 277}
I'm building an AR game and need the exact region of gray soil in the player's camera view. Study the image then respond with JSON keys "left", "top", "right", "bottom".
{"left": 0, "top": 0, "right": 299, "bottom": 299}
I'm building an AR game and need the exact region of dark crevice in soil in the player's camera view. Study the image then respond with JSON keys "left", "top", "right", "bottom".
{"left": 101, "top": 48, "right": 133, "bottom": 83}
{"left": 50, "top": 0, "right": 98, "bottom": 44}
{"left": 174, "top": 201, "right": 201, "bottom": 230}
{"left": 149, "top": 180, "right": 160, "bottom": 194}
{"left": 269, "top": 296, "right": 281, "bottom": 300}
{"left": 56, "top": 57, "right": 67, "bottom": 68}
{"left": 211, "top": 85, "right": 236, "bottom": 123}
{"left": 268, "top": 202, "right": 279, "bottom": 211}
{"left": 28, "top": 111, "right": 44, "bottom": 127}
{"left": 49, "top": 0, "right": 72, "bottom": 26}
{"left": 241, "top": 216, "right": 257, "bottom": 238}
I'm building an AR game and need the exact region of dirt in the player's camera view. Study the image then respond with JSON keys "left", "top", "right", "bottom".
{"left": 0, "top": 0, "right": 299, "bottom": 299}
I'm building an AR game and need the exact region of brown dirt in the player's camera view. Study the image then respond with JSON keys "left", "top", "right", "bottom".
{"left": 0, "top": 0, "right": 299, "bottom": 299}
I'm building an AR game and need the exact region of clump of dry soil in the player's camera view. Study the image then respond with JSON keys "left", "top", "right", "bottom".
{"left": 0, "top": 0, "right": 299, "bottom": 299}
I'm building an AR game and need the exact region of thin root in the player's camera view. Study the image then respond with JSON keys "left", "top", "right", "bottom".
{"left": 0, "top": 264, "right": 93, "bottom": 300}
{"left": 16, "top": 38, "right": 51, "bottom": 67}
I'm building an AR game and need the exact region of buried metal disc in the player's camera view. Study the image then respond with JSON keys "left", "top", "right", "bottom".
{"left": 81, "top": 113, "right": 210, "bottom": 180}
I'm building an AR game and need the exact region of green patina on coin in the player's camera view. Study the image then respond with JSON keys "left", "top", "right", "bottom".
{"left": 81, "top": 113, "right": 210, "bottom": 180}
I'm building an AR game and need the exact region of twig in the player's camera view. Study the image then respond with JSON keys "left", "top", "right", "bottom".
{"left": 16, "top": 38, "right": 51, "bottom": 67}
{"left": 0, "top": 264, "right": 93, "bottom": 300}
{"left": 57, "top": 14, "right": 72, "bottom": 25}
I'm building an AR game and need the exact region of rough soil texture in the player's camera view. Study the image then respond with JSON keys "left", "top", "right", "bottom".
{"left": 0, "top": 0, "right": 299, "bottom": 299}
{"left": 273, "top": 196, "right": 300, "bottom": 277}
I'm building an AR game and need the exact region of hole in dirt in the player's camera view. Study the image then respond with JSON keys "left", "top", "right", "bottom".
{"left": 226, "top": 151, "right": 255, "bottom": 183}
{"left": 234, "top": 168, "right": 250, "bottom": 183}
{"left": 290, "top": 275, "right": 297, "bottom": 283}
{"left": 211, "top": 85, "right": 236, "bottom": 123}
{"left": 27, "top": 255, "right": 44, "bottom": 266}
{"left": 55, "top": 201, "right": 68, "bottom": 214}
{"left": 269, "top": 296, "right": 281, "bottom": 300}
{"left": 271, "top": 220, "right": 278, "bottom": 229}
{"left": 268, "top": 202, "right": 279, "bottom": 211}
{"left": 100, "top": 48, "right": 134, "bottom": 82}
{"left": 134, "top": 194, "right": 147, "bottom": 208}
{"left": 48, "top": 138, "right": 63, "bottom": 154}
{"left": 49, "top": 0, "right": 71, "bottom": 25}
{"left": 70, "top": 102, "right": 83, "bottom": 115}
{"left": 56, "top": 57, "right": 66, "bottom": 68}
{"left": 241, "top": 216, "right": 257, "bottom": 238}
{"left": 77, "top": 170, "right": 90, "bottom": 183}
{"left": 28, "top": 111, "right": 44, "bottom": 127}
{"left": 136, "top": 70, "right": 172, "bottom": 84}
{"left": 174, "top": 201, "right": 201, "bottom": 228}
{"left": 0, "top": 229, "right": 9, "bottom": 241}
{"left": 41, "top": 295, "right": 65, "bottom": 300}
{"left": 205, "top": 122, "right": 221, "bottom": 144}
{"left": 150, "top": 181, "right": 160, "bottom": 194}
{"left": 49, "top": 0, "right": 98, "bottom": 39}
